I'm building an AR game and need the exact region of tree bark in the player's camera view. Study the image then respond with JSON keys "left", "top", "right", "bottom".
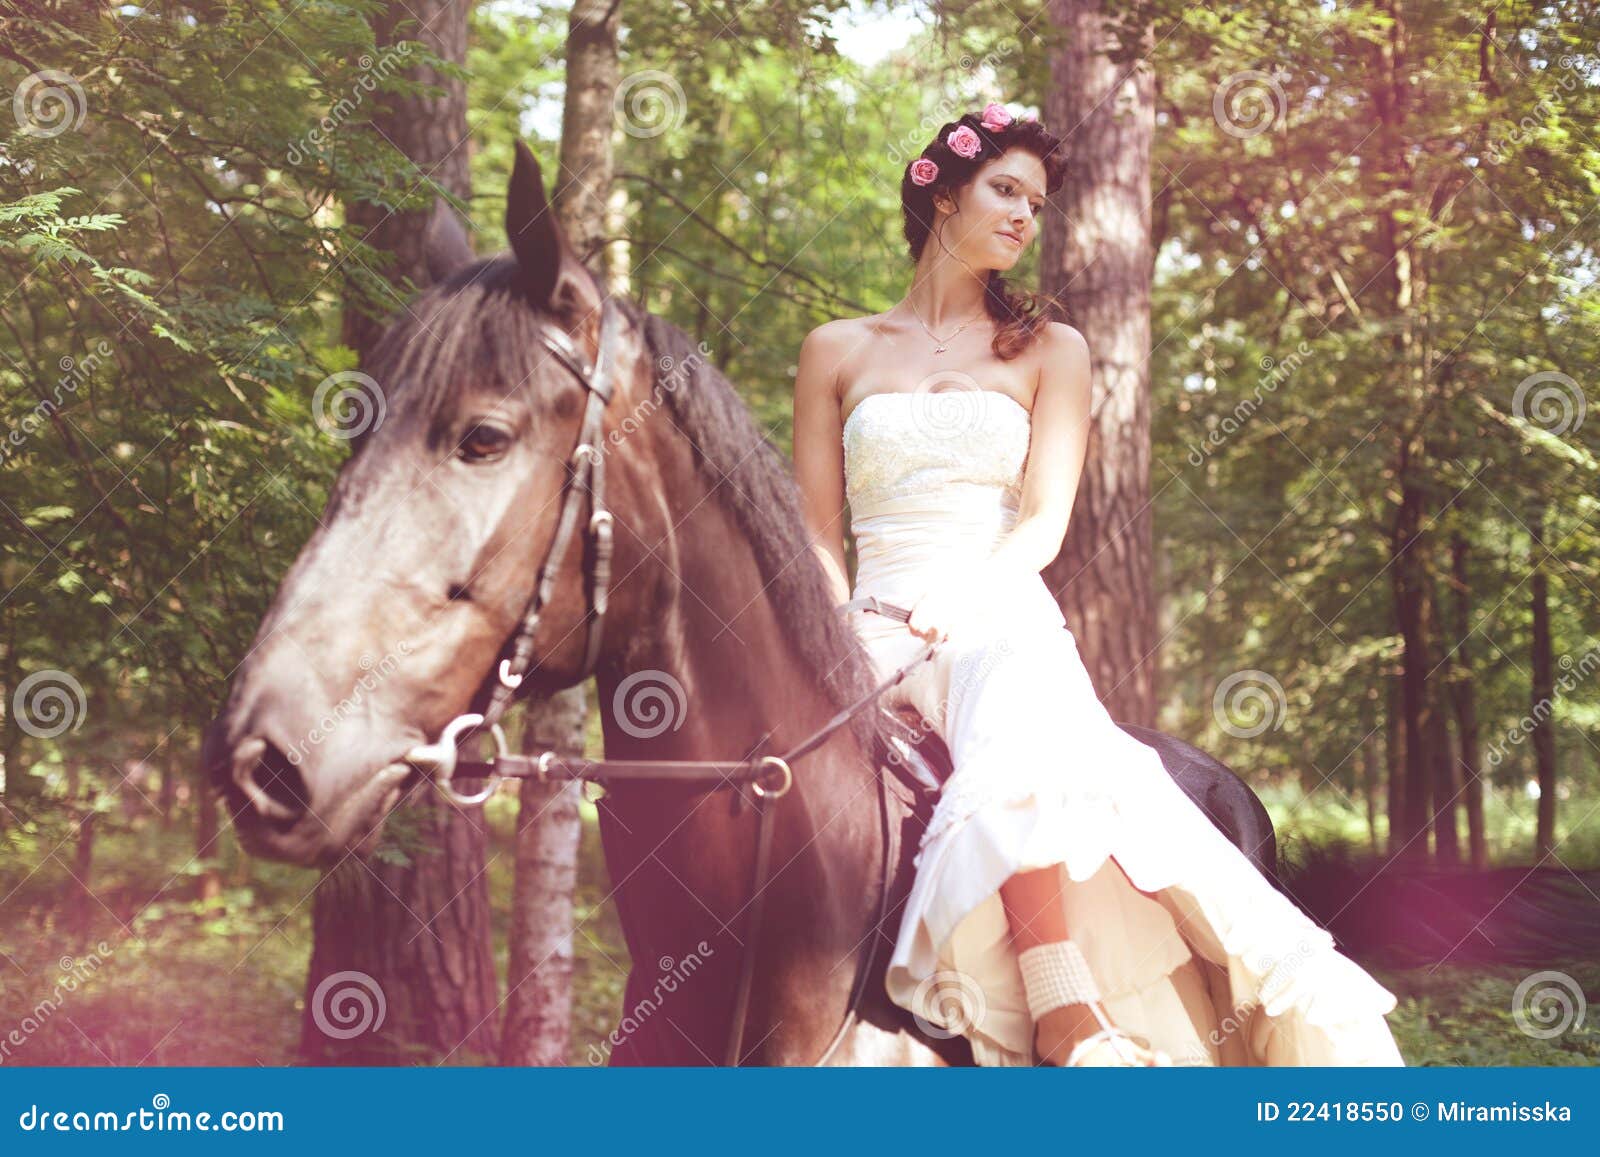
{"left": 1530, "top": 508, "right": 1557, "bottom": 858}
{"left": 1427, "top": 610, "right": 1460, "bottom": 866}
{"left": 500, "top": 689, "right": 588, "bottom": 1065}
{"left": 498, "top": 0, "right": 622, "bottom": 1067}
{"left": 301, "top": 804, "right": 500, "bottom": 1064}
{"left": 304, "top": 0, "right": 501, "bottom": 1066}
{"left": 1373, "top": 0, "right": 1437, "bottom": 861}
{"left": 339, "top": 0, "right": 475, "bottom": 357}
{"left": 554, "top": 0, "right": 622, "bottom": 268}
{"left": 194, "top": 761, "right": 224, "bottom": 912}
{"left": 1385, "top": 669, "right": 1404, "bottom": 856}
{"left": 1448, "top": 534, "right": 1487, "bottom": 868}
{"left": 1390, "top": 458, "right": 1431, "bottom": 859}
{"left": 1041, "top": 0, "right": 1159, "bottom": 726}
{"left": 1363, "top": 710, "right": 1376, "bottom": 857}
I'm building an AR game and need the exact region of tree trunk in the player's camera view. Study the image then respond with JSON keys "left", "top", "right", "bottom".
{"left": 497, "top": 0, "right": 622, "bottom": 1067}
{"left": 305, "top": 0, "right": 500, "bottom": 1066}
{"left": 1373, "top": 0, "right": 1436, "bottom": 862}
{"left": 1361, "top": 710, "right": 1380, "bottom": 853}
{"left": 1449, "top": 534, "right": 1487, "bottom": 868}
{"left": 339, "top": 0, "right": 474, "bottom": 357}
{"left": 157, "top": 757, "right": 179, "bottom": 829}
{"left": 300, "top": 803, "right": 501, "bottom": 1064}
{"left": 1424, "top": 512, "right": 1460, "bottom": 866}
{"left": 1040, "top": 0, "right": 1158, "bottom": 726}
{"left": 195, "top": 768, "right": 223, "bottom": 911}
{"left": 1385, "top": 669, "right": 1404, "bottom": 856}
{"left": 1427, "top": 618, "right": 1460, "bottom": 866}
{"left": 1390, "top": 462, "right": 1431, "bottom": 860}
{"left": 1530, "top": 508, "right": 1557, "bottom": 858}
{"left": 554, "top": 0, "right": 622, "bottom": 268}
{"left": 72, "top": 799, "right": 96, "bottom": 932}
{"left": 500, "top": 689, "right": 588, "bottom": 1065}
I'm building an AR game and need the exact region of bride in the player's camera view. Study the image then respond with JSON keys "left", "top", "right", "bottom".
{"left": 791, "top": 103, "right": 1405, "bottom": 1066}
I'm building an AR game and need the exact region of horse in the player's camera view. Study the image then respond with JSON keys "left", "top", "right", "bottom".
{"left": 205, "top": 139, "right": 1277, "bottom": 1066}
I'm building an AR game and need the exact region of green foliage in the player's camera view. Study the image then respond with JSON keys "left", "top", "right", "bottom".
{"left": 1, "top": 0, "right": 1597, "bottom": 1067}
{"left": 1375, "top": 960, "right": 1600, "bottom": 1066}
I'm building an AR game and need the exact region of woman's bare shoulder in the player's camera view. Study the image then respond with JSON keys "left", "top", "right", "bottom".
{"left": 804, "top": 313, "right": 883, "bottom": 349}
{"left": 1040, "top": 320, "right": 1089, "bottom": 357}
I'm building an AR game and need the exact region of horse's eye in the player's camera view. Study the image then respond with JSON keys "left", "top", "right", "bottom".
{"left": 457, "top": 422, "right": 512, "bottom": 463}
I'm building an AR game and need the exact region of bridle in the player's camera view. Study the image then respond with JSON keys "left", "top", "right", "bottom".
{"left": 402, "top": 293, "right": 945, "bottom": 1065}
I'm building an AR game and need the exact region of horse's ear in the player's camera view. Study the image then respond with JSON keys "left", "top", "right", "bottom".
{"left": 423, "top": 198, "right": 475, "bottom": 283}
{"left": 505, "top": 140, "right": 592, "bottom": 316}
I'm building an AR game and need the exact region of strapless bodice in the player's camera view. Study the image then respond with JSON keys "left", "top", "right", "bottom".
{"left": 842, "top": 389, "right": 1058, "bottom": 625}
{"left": 842, "top": 389, "right": 1032, "bottom": 513}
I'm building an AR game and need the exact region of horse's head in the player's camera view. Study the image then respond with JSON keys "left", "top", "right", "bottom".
{"left": 206, "top": 143, "right": 650, "bottom": 866}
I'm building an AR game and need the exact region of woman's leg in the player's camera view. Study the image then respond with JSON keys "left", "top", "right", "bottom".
{"left": 1000, "top": 863, "right": 1163, "bottom": 1065}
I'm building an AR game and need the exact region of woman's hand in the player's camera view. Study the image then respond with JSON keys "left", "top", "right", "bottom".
{"left": 905, "top": 583, "right": 963, "bottom": 644}
{"left": 905, "top": 559, "right": 1013, "bottom": 643}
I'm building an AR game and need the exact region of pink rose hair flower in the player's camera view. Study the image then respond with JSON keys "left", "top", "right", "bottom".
{"left": 945, "top": 124, "right": 982, "bottom": 159}
{"left": 908, "top": 157, "right": 939, "bottom": 186}
{"left": 980, "top": 102, "right": 1013, "bottom": 132}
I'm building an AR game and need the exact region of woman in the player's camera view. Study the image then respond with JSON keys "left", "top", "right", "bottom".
{"left": 791, "top": 104, "right": 1405, "bottom": 1066}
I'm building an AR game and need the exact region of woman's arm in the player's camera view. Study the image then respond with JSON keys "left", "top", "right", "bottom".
{"left": 986, "top": 322, "right": 1093, "bottom": 577}
{"left": 791, "top": 322, "right": 853, "bottom": 606}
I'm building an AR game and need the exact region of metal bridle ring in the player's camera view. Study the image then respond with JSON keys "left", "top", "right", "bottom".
{"left": 432, "top": 712, "right": 509, "bottom": 807}
{"left": 751, "top": 755, "right": 793, "bottom": 799}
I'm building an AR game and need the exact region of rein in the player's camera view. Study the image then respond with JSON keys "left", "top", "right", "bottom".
{"left": 410, "top": 599, "right": 939, "bottom": 1067}
{"left": 400, "top": 292, "right": 946, "bottom": 1065}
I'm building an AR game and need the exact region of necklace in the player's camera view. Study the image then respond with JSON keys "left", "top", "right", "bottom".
{"left": 904, "top": 296, "right": 986, "bottom": 355}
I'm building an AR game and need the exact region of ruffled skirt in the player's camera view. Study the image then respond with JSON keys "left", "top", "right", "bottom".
{"left": 850, "top": 573, "right": 1405, "bottom": 1067}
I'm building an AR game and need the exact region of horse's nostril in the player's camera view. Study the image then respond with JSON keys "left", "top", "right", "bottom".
{"left": 447, "top": 583, "right": 472, "bottom": 602}
{"left": 231, "top": 737, "right": 310, "bottom": 823}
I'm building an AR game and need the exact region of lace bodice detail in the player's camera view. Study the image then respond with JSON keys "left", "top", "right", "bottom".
{"left": 842, "top": 390, "right": 1031, "bottom": 510}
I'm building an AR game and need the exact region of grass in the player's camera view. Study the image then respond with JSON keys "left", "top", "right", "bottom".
{"left": 1, "top": 785, "right": 1595, "bottom": 1067}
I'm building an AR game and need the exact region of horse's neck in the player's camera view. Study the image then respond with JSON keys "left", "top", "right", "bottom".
{"left": 592, "top": 518, "right": 884, "bottom": 1063}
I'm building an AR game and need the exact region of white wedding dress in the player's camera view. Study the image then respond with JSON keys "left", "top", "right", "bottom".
{"left": 841, "top": 388, "right": 1405, "bottom": 1066}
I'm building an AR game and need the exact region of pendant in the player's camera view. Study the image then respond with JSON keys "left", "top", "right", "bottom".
{"left": 933, "top": 345, "right": 947, "bottom": 354}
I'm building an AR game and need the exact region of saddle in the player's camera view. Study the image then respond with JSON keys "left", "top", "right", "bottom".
{"left": 875, "top": 703, "right": 953, "bottom": 797}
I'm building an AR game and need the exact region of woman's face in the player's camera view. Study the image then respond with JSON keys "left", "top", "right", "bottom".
{"left": 936, "top": 149, "right": 1048, "bottom": 271}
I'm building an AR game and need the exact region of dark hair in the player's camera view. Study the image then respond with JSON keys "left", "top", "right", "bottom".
{"left": 901, "top": 110, "right": 1069, "bottom": 359}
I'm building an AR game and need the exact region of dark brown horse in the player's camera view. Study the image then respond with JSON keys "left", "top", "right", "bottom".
{"left": 206, "top": 140, "right": 1276, "bottom": 1066}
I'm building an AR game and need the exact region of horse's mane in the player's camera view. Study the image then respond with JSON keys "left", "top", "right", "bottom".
{"left": 620, "top": 295, "right": 889, "bottom": 764}
{"left": 364, "top": 256, "right": 890, "bottom": 767}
